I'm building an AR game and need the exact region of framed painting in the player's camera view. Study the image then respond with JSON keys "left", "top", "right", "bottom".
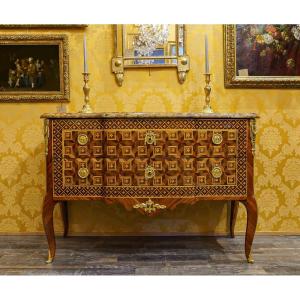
{"left": 0, "top": 34, "right": 69, "bottom": 102}
{"left": 0, "top": 24, "right": 87, "bottom": 29}
{"left": 224, "top": 24, "right": 300, "bottom": 88}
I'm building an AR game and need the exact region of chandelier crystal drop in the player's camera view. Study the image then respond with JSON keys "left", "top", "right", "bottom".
{"left": 134, "top": 24, "right": 169, "bottom": 57}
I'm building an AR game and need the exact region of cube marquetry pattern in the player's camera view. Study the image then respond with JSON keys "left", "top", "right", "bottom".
{"left": 52, "top": 119, "right": 247, "bottom": 198}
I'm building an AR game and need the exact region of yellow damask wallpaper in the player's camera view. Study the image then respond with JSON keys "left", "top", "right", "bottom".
{"left": 0, "top": 25, "right": 299, "bottom": 235}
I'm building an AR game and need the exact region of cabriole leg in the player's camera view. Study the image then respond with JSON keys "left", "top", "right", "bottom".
{"left": 42, "top": 195, "right": 57, "bottom": 263}
{"left": 241, "top": 198, "right": 258, "bottom": 263}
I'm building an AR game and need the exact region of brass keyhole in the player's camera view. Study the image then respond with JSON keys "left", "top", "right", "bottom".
{"left": 145, "top": 165, "right": 155, "bottom": 179}
{"left": 144, "top": 131, "right": 156, "bottom": 145}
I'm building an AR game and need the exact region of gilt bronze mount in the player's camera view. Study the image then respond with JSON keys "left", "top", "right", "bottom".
{"left": 133, "top": 199, "right": 166, "bottom": 214}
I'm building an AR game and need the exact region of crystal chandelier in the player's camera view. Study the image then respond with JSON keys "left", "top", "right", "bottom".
{"left": 134, "top": 24, "right": 169, "bottom": 57}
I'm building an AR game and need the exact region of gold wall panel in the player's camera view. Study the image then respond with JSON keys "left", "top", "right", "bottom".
{"left": 0, "top": 25, "right": 299, "bottom": 234}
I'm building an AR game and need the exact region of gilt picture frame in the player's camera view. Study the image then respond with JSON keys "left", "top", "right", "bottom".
{"left": 0, "top": 34, "right": 69, "bottom": 102}
{"left": 224, "top": 24, "right": 300, "bottom": 88}
{"left": 0, "top": 24, "right": 87, "bottom": 29}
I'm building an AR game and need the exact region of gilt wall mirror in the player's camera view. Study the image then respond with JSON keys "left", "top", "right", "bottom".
{"left": 112, "top": 24, "right": 189, "bottom": 86}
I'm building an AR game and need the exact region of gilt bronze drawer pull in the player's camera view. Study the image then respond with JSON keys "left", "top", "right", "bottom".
{"left": 211, "top": 166, "right": 222, "bottom": 178}
{"left": 78, "top": 167, "right": 89, "bottom": 179}
{"left": 144, "top": 131, "right": 156, "bottom": 145}
{"left": 77, "top": 133, "right": 89, "bottom": 145}
{"left": 145, "top": 165, "right": 155, "bottom": 179}
{"left": 133, "top": 199, "right": 166, "bottom": 213}
{"left": 212, "top": 132, "right": 223, "bottom": 145}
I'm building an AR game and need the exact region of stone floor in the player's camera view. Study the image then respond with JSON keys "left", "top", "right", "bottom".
{"left": 0, "top": 235, "right": 299, "bottom": 275}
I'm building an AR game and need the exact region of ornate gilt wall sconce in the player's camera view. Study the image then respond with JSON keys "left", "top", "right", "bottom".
{"left": 112, "top": 24, "right": 190, "bottom": 86}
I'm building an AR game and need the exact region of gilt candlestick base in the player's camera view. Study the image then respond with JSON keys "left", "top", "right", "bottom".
{"left": 80, "top": 73, "right": 93, "bottom": 113}
{"left": 203, "top": 73, "right": 214, "bottom": 114}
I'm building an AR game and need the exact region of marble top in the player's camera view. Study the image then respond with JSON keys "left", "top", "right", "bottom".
{"left": 41, "top": 112, "right": 258, "bottom": 119}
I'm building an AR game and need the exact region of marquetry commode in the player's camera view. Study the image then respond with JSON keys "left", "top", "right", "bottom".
{"left": 41, "top": 112, "right": 258, "bottom": 263}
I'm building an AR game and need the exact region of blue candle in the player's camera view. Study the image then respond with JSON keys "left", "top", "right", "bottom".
{"left": 84, "top": 34, "right": 88, "bottom": 73}
{"left": 205, "top": 34, "right": 209, "bottom": 73}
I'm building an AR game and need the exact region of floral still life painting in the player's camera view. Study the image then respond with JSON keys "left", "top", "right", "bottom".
{"left": 224, "top": 24, "right": 300, "bottom": 88}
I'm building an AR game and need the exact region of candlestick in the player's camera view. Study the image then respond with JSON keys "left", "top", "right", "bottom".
{"left": 83, "top": 34, "right": 88, "bottom": 73}
{"left": 203, "top": 73, "right": 213, "bottom": 113}
{"left": 79, "top": 73, "right": 93, "bottom": 113}
{"left": 205, "top": 35, "right": 209, "bottom": 73}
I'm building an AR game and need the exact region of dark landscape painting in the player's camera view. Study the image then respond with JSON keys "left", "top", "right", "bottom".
{"left": 236, "top": 24, "right": 300, "bottom": 77}
{"left": 0, "top": 44, "right": 60, "bottom": 91}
